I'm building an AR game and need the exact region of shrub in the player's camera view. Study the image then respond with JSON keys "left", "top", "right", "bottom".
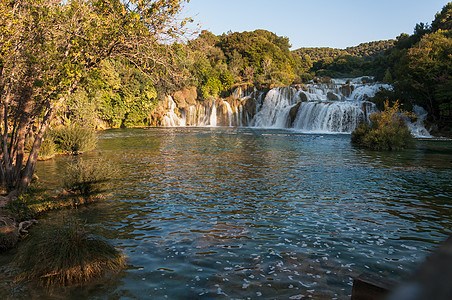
{"left": 50, "top": 125, "right": 97, "bottom": 155}
{"left": 37, "top": 136, "right": 56, "bottom": 160}
{"left": 63, "top": 158, "right": 116, "bottom": 200}
{"left": 16, "top": 220, "right": 125, "bottom": 286}
{"left": 351, "top": 100, "right": 415, "bottom": 150}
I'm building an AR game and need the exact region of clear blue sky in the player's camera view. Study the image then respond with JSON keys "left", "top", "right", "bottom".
{"left": 181, "top": 0, "right": 449, "bottom": 49}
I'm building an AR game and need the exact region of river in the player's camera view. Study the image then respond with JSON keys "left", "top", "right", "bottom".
{"left": 3, "top": 127, "right": 452, "bottom": 299}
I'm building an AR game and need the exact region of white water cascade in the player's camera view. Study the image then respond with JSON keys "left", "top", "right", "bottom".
{"left": 248, "top": 79, "right": 386, "bottom": 133}
{"left": 160, "top": 77, "right": 431, "bottom": 136}
{"left": 292, "top": 101, "right": 377, "bottom": 133}
{"left": 250, "top": 87, "right": 298, "bottom": 128}
{"left": 209, "top": 100, "right": 217, "bottom": 127}
{"left": 162, "top": 96, "right": 185, "bottom": 127}
{"left": 407, "top": 105, "right": 431, "bottom": 138}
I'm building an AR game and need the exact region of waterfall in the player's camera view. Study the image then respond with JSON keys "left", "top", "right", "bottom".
{"left": 209, "top": 100, "right": 217, "bottom": 127}
{"left": 223, "top": 100, "right": 234, "bottom": 126}
{"left": 160, "top": 78, "right": 431, "bottom": 136}
{"left": 292, "top": 101, "right": 376, "bottom": 133}
{"left": 249, "top": 87, "right": 298, "bottom": 128}
{"left": 162, "top": 96, "right": 185, "bottom": 127}
{"left": 407, "top": 105, "right": 431, "bottom": 138}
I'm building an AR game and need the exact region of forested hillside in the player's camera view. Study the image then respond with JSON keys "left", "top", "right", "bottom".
{"left": 292, "top": 40, "right": 395, "bottom": 62}
{"left": 63, "top": 1, "right": 452, "bottom": 135}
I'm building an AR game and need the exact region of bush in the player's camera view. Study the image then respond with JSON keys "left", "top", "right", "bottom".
{"left": 63, "top": 158, "right": 116, "bottom": 200}
{"left": 16, "top": 220, "right": 125, "bottom": 286}
{"left": 351, "top": 100, "right": 414, "bottom": 150}
{"left": 37, "top": 136, "right": 56, "bottom": 160}
{"left": 50, "top": 125, "right": 97, "bottom": 155}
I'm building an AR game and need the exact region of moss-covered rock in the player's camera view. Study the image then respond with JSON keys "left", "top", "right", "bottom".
{"left": 289, "top": 102, "right": 302, "bottom": 125}
{"left": 327, "top": 92, "right": 339, "bottom": 101}
{"left": 243, "top": 97, "right": 256, "bottom": 116}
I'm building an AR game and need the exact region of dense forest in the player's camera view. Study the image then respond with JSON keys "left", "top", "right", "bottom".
{"left": 63, "top": 2, "right": 451, "bottom": 134}
{"left": 292, "top": 40, "right": 395, "bottom": 62}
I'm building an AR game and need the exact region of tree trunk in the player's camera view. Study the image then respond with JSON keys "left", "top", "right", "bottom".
{"left": 18, "top": 105, "right": 57, "bottom": 193}
{"left": 13, "top": 70, "right": 34, "bottom": 182}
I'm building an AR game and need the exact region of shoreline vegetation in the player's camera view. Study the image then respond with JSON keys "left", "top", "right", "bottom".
{"left": 0, "top": 156, "right": 120, "bottom": 286}
{"left": 0, "top": 0, "right": 450, "bottom": 292}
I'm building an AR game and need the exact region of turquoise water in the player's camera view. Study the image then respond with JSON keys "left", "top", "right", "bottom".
{"left": 12, "top": 128, "right": 452, "bottom": 298}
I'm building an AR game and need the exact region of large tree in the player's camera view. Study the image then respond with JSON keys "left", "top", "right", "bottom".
{"left": 0, "top": 0, "right": 189, "bottom": 195}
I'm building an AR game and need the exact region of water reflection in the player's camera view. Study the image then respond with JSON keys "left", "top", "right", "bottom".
{"left": 5, "top": 127, "right": 451, "bottom": 299}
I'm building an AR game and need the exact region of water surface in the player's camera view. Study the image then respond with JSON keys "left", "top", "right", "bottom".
{"left": 14, "top": 128, "right": 452, "bottom": 298}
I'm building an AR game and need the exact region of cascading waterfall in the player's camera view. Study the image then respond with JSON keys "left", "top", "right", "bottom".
{"left": 249, "top": 87, "right": 298, "bottom": 128}
{"left": 160, "top": 77, "right": 431, "bottom": 136}
{"left": 292, "top": 101, "right": 377, "bottom": 133}
{"left": 222, "top": 100, "right": 234, "bottom": 127}
{"left": 162, "top": 96, "right": 185, "bottom": 127}
{"left": 209, "top": 100, "right": 217, "bottom": 127}
{"left": 407, "top": 105, "right": 431, "bottom": 138}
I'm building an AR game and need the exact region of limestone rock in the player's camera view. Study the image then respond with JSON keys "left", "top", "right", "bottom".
{"left": 327, "top": 92, "right": 339, "bottom": 101}
{"left": 243, "top": 97, "right": 256, "bottom": 116}
{"left": 340, "top": 84, "right": 354, "bottom": 98}
{"left": 289, "top": 102, "right": 302, "bottom": 125}
{"left": 298, "top": 92, "right": 308, "bottom": 102}
{"left": 173, "top": 86, "right": 198, "bottom": 109}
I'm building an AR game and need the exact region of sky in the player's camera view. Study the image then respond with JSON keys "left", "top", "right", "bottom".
{"left": 181, "top": 0, "right": 450, "bottom": 49}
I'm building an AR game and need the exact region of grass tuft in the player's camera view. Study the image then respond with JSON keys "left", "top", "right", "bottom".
{"left": 50, "top": 125, "right": 97, "bottom": 155}
{"left": 16, "top": 220, "right": 125, "bottom": 286}
{"left": 63, "top": 158, "right": 117, "bottom": 200}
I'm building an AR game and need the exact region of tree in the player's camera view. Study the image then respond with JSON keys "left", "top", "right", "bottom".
{"left": 351, "top": 100, "right": 414, "bottom": 151}
{"left": 431, "top": 2, "right": 452, "bottom": 31}
{"left": 0, "top": 0, "right": 189, "bottom": 195}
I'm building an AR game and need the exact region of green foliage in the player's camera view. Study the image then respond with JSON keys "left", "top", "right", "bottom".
{"left": 71, "top": 59, "right": 159, "bottom": 128}
{"left": 16, "top": 220, "right": 125, "bottom": 286}
{"left": 186, "top": 29, "right": 305, "bottom": 94}
{"left": 37, "top": 137, "right": 56, "bottom": 160}
{"left": 49, "top": 125, "right": 97, "bottom": 155}
{"left": 354, "top": 2, "right": 452, "bottom": 134}
{"left": 383, "top": 69, "right": 393, "bottom": 84}
{"left": 63, "top": 158, "right": 116, "bottom": 199}
{"left": 4, "top": 185, "right": 70, "bottom": 222}
{"left": 5, "top": 194, "right": 37, "bottom": 222}
{"left": 351, "top": 101, "right": 414, "bottom": 150}
{"left": 398, "top": 29, "right": 452, "bottom": 119}
{"left": 293, "top": 40, "right": 395, "bottom": 62}
{"left": 302, "top": 40, "right": 397, "bottom": 78}
{"left": 431, "top": 2, "right": 452, "bottom": 31}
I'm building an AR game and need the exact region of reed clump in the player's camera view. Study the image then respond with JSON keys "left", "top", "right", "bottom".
{"left": 63, "top": 158, "right": 117, "bottom": 201}
{"left": 16, "top": 220, "right": 125, "bottom": 286}
{"left": 49, "top": 125, "right": 97, "bottom": 155}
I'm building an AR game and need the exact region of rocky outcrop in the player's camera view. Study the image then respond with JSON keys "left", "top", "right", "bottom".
{"left": 289, "top": 102, "right": 302, "bottom": 125}
{"left": 172, "top": 87, "right": 197, "bottom": 109}
{"left": 339, "top": 84, "right": 354, "bottom": 98}
{"left": 293, "top": 84, "right": 308, "bottom": 92}
{"left": 0, "top": 210, "right": 38, "bottom": 251}
{"left": 243, "top": 97, "right": 256, "bottom": 116}
{"left": 298, "top": 92, "right": 308, "bottom": 102}
{"left": 327, "top": 91, "right": 339, "bottom": 101}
